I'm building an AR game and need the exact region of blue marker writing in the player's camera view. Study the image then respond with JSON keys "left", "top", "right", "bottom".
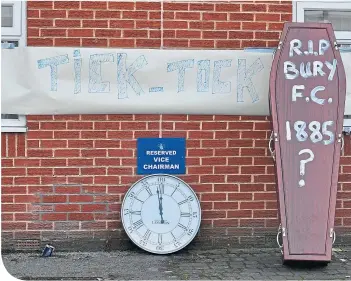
{"left": 197, "top": 60, "right": 210, "bottom": 92}
{"left": 73, "top": 49, "right": 82, "bottom": 94}
{"left": 88, "top": 53, "right": 114, "bottom": 93}
{"left": 167, "top": 59, "right": 194, "bottom": 93}
{"left": 117, "top": 53, "right": 148, "bottom": 99}
{"left": 213, "top": 59, "right": 232, "bottom": 94}
{"left": 237, "top": 58, "right": 264, "bottom": 103}
{"left": 37, "top": 55, "right": 69, "bottom": 91}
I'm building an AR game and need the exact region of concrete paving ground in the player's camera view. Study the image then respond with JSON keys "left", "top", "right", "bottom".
{"left": 2, "top": 247, "right": 351, "bottom": 280}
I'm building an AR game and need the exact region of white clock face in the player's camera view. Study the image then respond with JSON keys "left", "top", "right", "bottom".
{"left": 121, "top": 174, "right": 201, "bottom": 254}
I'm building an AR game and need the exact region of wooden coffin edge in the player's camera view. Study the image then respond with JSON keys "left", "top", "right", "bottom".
{"left": 269, "top": 22, "right": 347, "bottom": 262}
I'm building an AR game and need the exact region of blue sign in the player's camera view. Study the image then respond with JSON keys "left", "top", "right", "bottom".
{"left": 137, "top": 138, "right": 186, "bottom": 175}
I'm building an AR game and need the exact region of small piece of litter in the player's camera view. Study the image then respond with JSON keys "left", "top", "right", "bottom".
{"left": 41, "top": 244, "right": 55, "bottom": 257}
{"left": 333, "top": 248, "right": 343, "bottom": 252}
{"left": 340, "top": 258, "right": 347, "bottom": 262}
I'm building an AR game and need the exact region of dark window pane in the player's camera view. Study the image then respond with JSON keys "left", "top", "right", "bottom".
{"left": 1, "top": 40, "right": 19, "bottom": 47}
{"left": 1, "top": 114, "right": 19, "bottom": 120}
{"left": 305, "top": 10, "right": 351, "bottom": 31}
{"left": 1, "top": 5, "right": 13, "bottom": 27}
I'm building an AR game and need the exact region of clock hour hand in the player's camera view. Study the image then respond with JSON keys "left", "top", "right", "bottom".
{"left": 156, "top": 186, "right": 164, "bottom": 224}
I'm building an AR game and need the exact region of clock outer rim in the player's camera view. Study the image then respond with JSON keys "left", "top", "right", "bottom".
{"left": 121, "top": 173, "right": 202, "bottom": 255}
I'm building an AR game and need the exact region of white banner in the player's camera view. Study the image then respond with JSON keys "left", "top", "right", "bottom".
{"left": 2, "top": 47, "right": 351, "bottom": 115}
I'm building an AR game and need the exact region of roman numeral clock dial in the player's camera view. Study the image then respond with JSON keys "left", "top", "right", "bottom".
{"left": 121, "top": 174, "right": 201, "bottom": 254}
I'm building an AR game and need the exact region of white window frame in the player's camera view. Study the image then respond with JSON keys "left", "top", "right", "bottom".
{"left": 1, "top": 1, "right": 23, "bottom": 36}
{"left": 1, "top": 0, "right": 27, "bottom": 133}
{"left": 1, "top": 115, "right": 27, "bottom": 133}
{"left": 293, "top": 0, "right": 351, "bottom": 44}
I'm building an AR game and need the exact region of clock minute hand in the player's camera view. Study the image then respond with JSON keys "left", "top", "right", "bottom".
{"left": 156, "top": 187, "right": 164, "bottom": 224}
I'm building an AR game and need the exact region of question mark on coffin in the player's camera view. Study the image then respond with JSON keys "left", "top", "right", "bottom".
{"left": 298, "top": 149, "right": 315, "bottom": 187}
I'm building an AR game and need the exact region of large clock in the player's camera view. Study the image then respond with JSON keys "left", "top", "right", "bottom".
{"left": 121, "top": 174, "right": 201, "bottom": 254}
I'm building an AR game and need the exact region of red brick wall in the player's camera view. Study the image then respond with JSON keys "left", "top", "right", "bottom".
{"left": 26, "top": 0, "right": 291, "bottom": 48}
{"left": 2, "top": 1, "right": 351, "bottom": 250}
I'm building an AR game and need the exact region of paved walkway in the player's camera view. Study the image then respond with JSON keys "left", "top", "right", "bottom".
{"left": 2, "top": 247, "right": 351, "bottom": 280}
